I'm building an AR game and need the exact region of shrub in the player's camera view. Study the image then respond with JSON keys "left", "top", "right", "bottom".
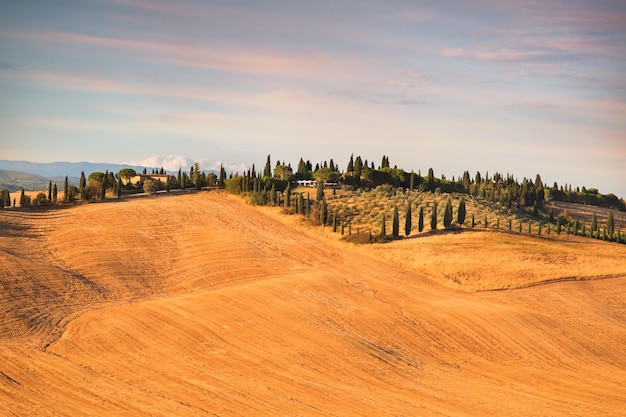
{"left": 143, "top": 179, "right": 156, "bottom": 194}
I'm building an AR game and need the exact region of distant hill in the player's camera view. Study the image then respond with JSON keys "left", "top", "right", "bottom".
{"left": 0, "top": 160, "right": 154, "bottom": 180}
{"left": 0, "top": 160, "right": 160, "bottom": 191}
{"left": 0, "top": 169, "right": 80, "bottom": 192}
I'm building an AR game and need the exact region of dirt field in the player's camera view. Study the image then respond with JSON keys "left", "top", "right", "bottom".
{"left": 1, "top": 192, "right": 625, "bottom": 416}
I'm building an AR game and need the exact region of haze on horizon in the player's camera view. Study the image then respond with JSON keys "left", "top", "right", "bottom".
{"left": 1, "top": 0, "right": 625, "bottom": 197}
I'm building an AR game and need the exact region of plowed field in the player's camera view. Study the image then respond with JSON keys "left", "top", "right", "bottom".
{"left": 1, "top": 192, "right": 625, "bottom": 416}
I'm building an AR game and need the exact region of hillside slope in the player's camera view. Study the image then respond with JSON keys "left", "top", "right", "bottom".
{"left": 1, "top": 193, "right": 625, "bottom": 416}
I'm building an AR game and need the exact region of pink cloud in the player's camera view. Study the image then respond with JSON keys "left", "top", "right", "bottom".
{"left": 440, "top": 47, "right": 551, "bottom": 63}
{"left": 10, "top": 30, "right": 364, "bottom": 81}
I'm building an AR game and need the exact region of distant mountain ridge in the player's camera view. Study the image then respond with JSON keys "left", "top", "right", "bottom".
{"left": 0, "top": 160, "right": 156, "bottom": 180}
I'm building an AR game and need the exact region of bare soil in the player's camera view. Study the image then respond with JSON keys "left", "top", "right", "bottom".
{"left": 1, "top": 192, "right": 625, "bottom": 416}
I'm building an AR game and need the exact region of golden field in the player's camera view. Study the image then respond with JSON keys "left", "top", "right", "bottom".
{"left": 1, "top": 192, "right": 626, "bottom": 416}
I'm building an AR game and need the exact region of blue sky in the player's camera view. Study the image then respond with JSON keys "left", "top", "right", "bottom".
{"left": 1, "top": 0, "right": 625, "bottom": 197}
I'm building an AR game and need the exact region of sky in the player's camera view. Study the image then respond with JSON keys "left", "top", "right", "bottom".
{"left": 1, "top": 0, "right": 625, "bottom": 197}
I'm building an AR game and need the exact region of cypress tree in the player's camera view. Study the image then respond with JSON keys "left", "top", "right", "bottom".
{"left": 381, "top": 213, "right": 386, "bottom": 237}
{"left": 64, "top": 176, "right": 69, "bottom": 202}
{"left": 547, "top": 222, "right": 551, "bottom": 235}
{"left": 347, "top": 154, "right": 354, "bottom": 172}
{"left": 320, "top": 198, "right": 328, "bottom": 226}
{"left": 52, "top": 184, "right": 58, "bottom": 203}
{"left": 354, "top": 156, "right": 362, "bottom": 182}
{"left": 519, "top": 221, "right": 523, "bottom": 233}
{"left": 484, "top": 214, "right": 488, "bottom": 228}
{"left": 263, "top": 155, "right": 272, "bottom": 178}
{"left": 392, "top": 206, "right": 399, "bottom": 238}
{"left": 508, "top": 217, "right": 512, "bottom": 231}
{"left": 603, "top": 228, "right": 607, "bottom": 241}
{"left": 341, "top": 220, "right": 345, "bottom": 235}
{"left": 427, "top": 168, "right": 435, "bottom": 192}
{"left": 48, "top": 180, "right": 52, "bottom": 201}
{"left": 79, "top": 171, "right": 86, "bottom": 199}
{"left": 496, "top": 217, "right": 500, "bottom": 229}
{"left": 118, "top": 179, "right": 123, "bottom": 197}
{"left": 430, "top": 201, "right": 438, "bottom": 230}
{"left": 556, "top": 218, "right": 562, "bottom": 234}
{"left": 409, "top": 171, "right": 415, "bottom": 192}
{"left": 573, "top": 220, "right": 579, "bottom": 236}
{"left": 418, "top": 206, "right": 424, "bottom": 233}
{"left": 471, "top": 213, "right": 475, "bottom": 228}
{"left": 284, "top": 182, "right": 291, "bottom": 207}
{"left": 443, "top": 198, "right": 453, "bottom": 229}
{"left": 333, "top": 213, "right": 338, "bottom": 233}
{"left": 270, "top": 183, "right": 276, "bottom": 206}
{"left": 405, "top": 201, "right": 412, "bottom": 236}
{"left": 537, "top": 222, "right": 542, "bottom": 235}
{"left": 457, "top": 198, "right": 466, "bottom": 227}
{"left": 617, "top": 229, "right": 622, "bottom": 244}
{"left": 298, "top": 193, "right": 305, "bottom": 215}
{"left": 607, "top": 211, "right": 614, "bottom": 238}
{"left": 316, "top": 181, "right": 325, "bottom": 201}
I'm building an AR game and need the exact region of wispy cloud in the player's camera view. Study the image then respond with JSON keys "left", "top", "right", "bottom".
{"left": 6, "top": 29, "right": 365, "bottom": 81}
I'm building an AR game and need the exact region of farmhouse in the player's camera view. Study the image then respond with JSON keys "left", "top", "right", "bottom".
{"left": 129, "top": 174, "right": 176, "bottom": 187}
{"left": 296, "top": 179, "right": 317, "bottom": 187}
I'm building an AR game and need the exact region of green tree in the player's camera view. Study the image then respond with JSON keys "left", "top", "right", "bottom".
{"left": 347, "top": 154, "right": 354, "bottom": 172}
{"left": 270, "top": 183, "right": 276, "bottom": 206}
{"left": 462, "top": 171, "right": 471, "bottom": 191}
{"left": 64, "top": 176, "right": 69, "bottom": 202}
{"left": 392, "top": 206, "right": 399, "bottom": 238}
{"left": 427, "top": 168, "right": 435, "bottom": 192}
{"left": 556, "top": 218, "right": 562, "bottom": 234}
{"left": 607, "top": 211, "right": 615, "bottom": 238}
{"left": 192, "top": 162, "right": 201, "bottom": 189}
{"left": 263, "top": 155, "right": 272, "bottom": 178}
{"left": 284, "top": 182, "right": 291, "bottom": 208}
{"left": 313, "top": 167, "right": 338, "bottom": 183}
{"left": 143, "top": 179, "right": 156, "bottom": 194}
{"left": 457, "top": 197, "right": 466, "bottom": 227}
{"left": 430, "top": 201, "right": 438, "bottom": 230}
{"left": 443, "top": 198, "right": 453, "bottom": 228}
{"left": 219, "top": 165, "right": 226, "bottom": 186}
{"left": 298, "top": 193, "right": 305, "bottom": 215}
{"left": 320, "top": 198, "right": 328, "bottom": 226}
{"left": 471, "top": 213, "right": 475, "bottom": 228}
{"left": 48, "top": 180, "right": 52, "bottom": 201}
{"left": 79, "top": 171, "right": 86, "bottom": 199}
{"left": 484, "top": 214, "right": 488, "bottom": 228}
{"left": 354, "top": 156, "right": 363, "bottom": 181}
{"left": 405, "top": 201, "right": 412, "bottom": 236}
{"left": 316, "top": 181, "right": 325, "bottom": 201}
{"left": 52, "top": 183, "right": 58, "bottom": 203}
{"left": 0, "top": 190, "right": 8, "bottom": 208}
{"left": 418, "top": 206, "right": 424, "bottom": 233}
{"left": 117, "top": 168, "right": 137, "bottom": 185}
{"left": 274, "top": 164, "right": 293, "bottom": 180}
{"left": 381, "top": 213, "right": 386, "bottom": 237}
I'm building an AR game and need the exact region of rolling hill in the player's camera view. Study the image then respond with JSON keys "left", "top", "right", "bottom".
{"left": 1, "top": 192, "right": 625, "bottom": 416}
